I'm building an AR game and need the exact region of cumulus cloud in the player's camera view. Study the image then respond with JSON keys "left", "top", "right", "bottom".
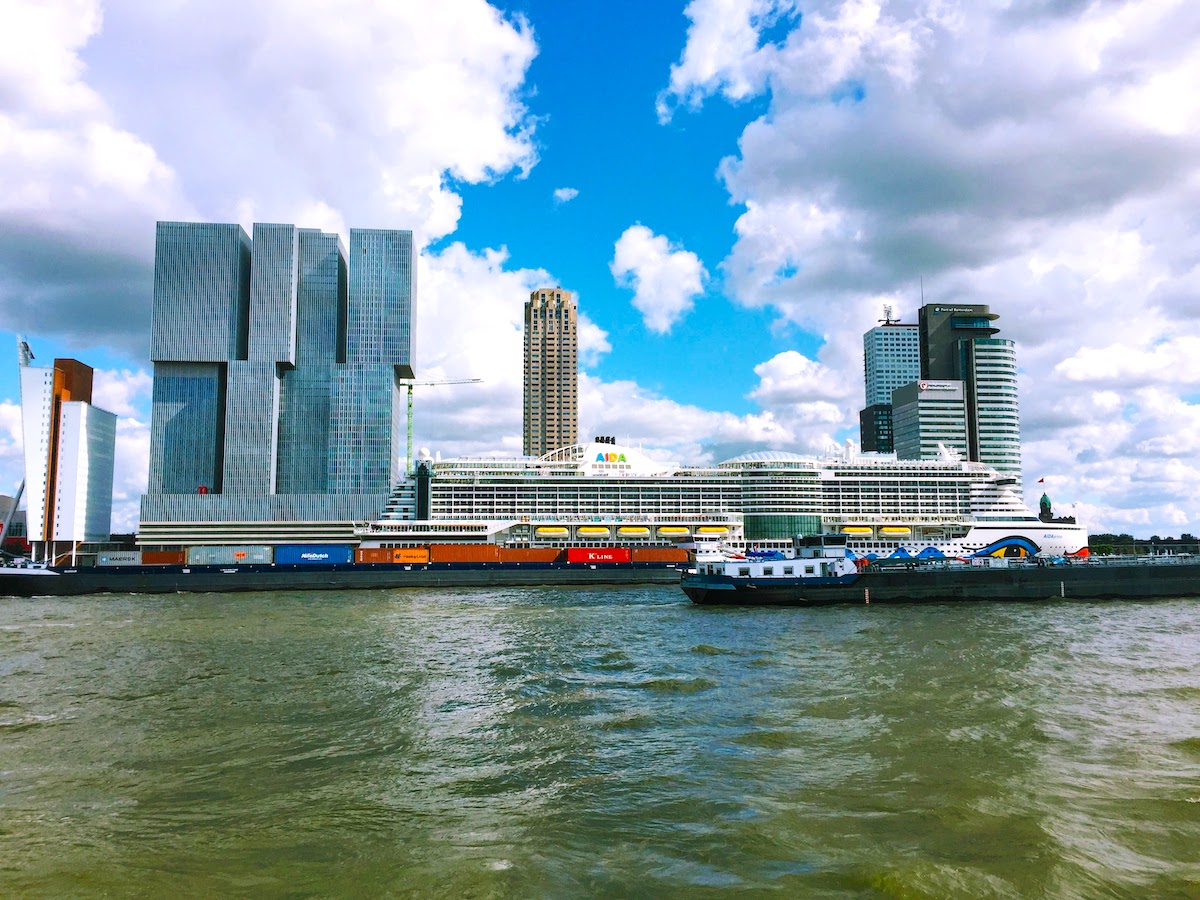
{"left": 0, "top": 0, "right": 539, "bottom": 355}
{"left": 579, "top": 374, "right": 798, "bottom": 464}
{"left": 553, "top": 187, "right": 579, "bottom": 203}
{"left": 659, "top": 0, "right": 1200, "bottom": 534}
{"left": 657, "top": 0, "right": 797, "bottom": 121}
{"left": 610, "top": 224, "right": 708, "bottom": 334}
{"left": 0, "top": 400, "right": 22, "bottom": 496}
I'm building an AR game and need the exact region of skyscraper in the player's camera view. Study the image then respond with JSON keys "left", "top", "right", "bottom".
{"left": 862, "top": 302, "right": 1022, "bottom": 483}
{"left": 918, "top": 304, "right": 1021, "bottom": 479}
{"left": 17, "top": 341, "right": 116, "bottom": 560}
{"left": 140, "top": 221, "right": 415, "bottom": 542}
{"left": 859, "top": 317, "right": 919, "bottom": 452}
{"left": 523, "top": 287, "right": 578, "bottom": 457}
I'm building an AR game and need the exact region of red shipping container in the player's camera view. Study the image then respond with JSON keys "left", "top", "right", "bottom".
{"left": 632, "top": 547, "right": 689, "bottom": 563}
{"left": 141, "top": 550, "right": 187, "bottom": 565}
{"left": 499, "top": 547, "right": 562, "bottom": 563}
{"left": 566, "top": 547, "right": 631, "bottom": 564}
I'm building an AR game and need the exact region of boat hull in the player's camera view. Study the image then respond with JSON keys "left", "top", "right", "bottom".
{"left": 681, "top": 560, "right": 1200, "bottom": 605}
{"left": 0, "top": 561, "right": 685, "bottom": 598}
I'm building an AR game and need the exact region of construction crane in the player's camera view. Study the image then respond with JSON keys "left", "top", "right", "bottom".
{"left": 401, "top": 378, "right": 483, "bottom": 475}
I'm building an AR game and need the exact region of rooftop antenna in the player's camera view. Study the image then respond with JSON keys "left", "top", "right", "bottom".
{"left": 920, "top": 276, "right": 925, "bottom": 304}
{"left": 878, "top": 304, "right": 896, "bottom": 325}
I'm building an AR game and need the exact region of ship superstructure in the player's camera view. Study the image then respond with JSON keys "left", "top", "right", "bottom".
{"left": 358, "top": 439, "right": 1088, "bottom": 559}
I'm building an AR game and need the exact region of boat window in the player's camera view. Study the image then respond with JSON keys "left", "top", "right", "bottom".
{"left": 738, "top": 567, "right": 750, "bottom": 577}
{"left": 805, "top": 566, "right": 815, "bottom": 575}
{"left": 763, "top": 566, "right": 773, "bottom": 575}
{"left": 783, "top": 567, "right": 793, "bottom": 575}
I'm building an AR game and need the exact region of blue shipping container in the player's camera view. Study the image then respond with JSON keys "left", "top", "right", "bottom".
{"left": 274, "top": 544, "right": 354, "bottom": 565}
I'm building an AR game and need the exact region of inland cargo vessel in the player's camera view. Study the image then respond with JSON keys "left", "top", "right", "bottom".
{"left": 680, "top": 535, "right": 1200, "bottom": 605}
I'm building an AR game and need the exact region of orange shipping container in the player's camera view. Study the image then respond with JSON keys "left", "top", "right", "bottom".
{"left": 141, "top": 550, "right": 187, "bottom": 565}
{"left": 498, "top": 547, "right": 562, "bottom": 563}
{"left": 632, "top": 547, "right": 689, "bottom": 563}
{"left": 428, "top": 543, "right": 501, "bottom": 563}
{"left": 392, "top": 547, "right": 430, "bottom": 564}
{"left": 356, "top": 548, "right": 393, "bottom": 564}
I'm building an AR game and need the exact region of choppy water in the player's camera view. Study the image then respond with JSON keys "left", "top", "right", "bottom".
{"left": 1, "top": 587, "right": 1199, "bottom": 898}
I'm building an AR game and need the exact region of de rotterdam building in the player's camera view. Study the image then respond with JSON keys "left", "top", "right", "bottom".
{"left": 140, "top": 221, "right": 415, "bottom": 543}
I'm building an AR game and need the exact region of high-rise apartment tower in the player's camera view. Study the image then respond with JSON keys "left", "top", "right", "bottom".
{"left": 523, "top": 287, "right": 578, "bottom": 457}
{"left": 17, "top": 340, "right": 116, "bottom": 560}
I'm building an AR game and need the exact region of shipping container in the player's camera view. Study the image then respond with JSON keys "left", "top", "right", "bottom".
{"left": 97, "top": 551, "right": 142, "bottom": 567}
{"left": 355, "top": 547, "right": 393, "bottom": 564}
{"left": 632, "top": 547, "right": 689, "bottom": 563}
{"left": 141, "top": 550, "right": 187, "bottom": 566}
{"left": 186, "top": 545, "right": 273, "bottom": 566}
{"left": 498, "top": 547, "right": 562, "bottom": 563}
{"left": 274, "top": 544, "right": 353, "bottom": 565}
{"left": 428, "top": 543, "right": 501, "bottom": 563}
{"left": 566, "top": 547, "right": 632, "bottom": 564}
{"left": 392, "top": 547, "right": 430, "bottom": 564}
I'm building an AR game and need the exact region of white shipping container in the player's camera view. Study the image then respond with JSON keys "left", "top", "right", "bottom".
{"left": 185, "top": 545, "right": 273, "bottom": 565}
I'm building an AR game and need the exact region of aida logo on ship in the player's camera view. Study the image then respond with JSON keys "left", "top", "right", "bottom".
{"left": 596, "top": 452, "right": 627, "bottom": 463}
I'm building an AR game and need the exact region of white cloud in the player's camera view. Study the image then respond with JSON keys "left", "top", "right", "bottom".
{"left": 610, "top": 224, "right": 707, "bottom": 334}
{"left": 0, "top": 0, "right": 539, "bottom": 354}
{"left": 553, "top": 187, "right": 579, "bottom": 203}
{"left": 92, "top": 368, "right": 153, "bottom": 419}
{"left": 657, "top": 0, "right": 795, "bottom": 121}
{"left": 110, "top": 415, "right": 149, "bottom": 534}
{"left": 0, "top": 400, "right": 22, "bottom": 497}
{"left": 659, "top": 0, "right": 1200, "bottom": 535}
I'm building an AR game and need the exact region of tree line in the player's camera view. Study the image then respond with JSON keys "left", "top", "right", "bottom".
{"left": 1089, "top": 533, "right": 1198, "bottom": 556}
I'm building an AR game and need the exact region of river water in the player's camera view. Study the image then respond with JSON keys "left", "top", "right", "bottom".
{"left": 2, "top": 587, "right": 1198, "bottom": 897}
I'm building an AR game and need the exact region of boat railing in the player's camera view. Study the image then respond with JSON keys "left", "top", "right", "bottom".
{"left": 867, "top": 554, "right": 1198, "bottom": 573}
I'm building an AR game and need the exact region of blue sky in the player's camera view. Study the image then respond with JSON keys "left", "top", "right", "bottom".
{"left": 441, "top": 0, "right": 794, "bottom": 413}
{"left": 3, "top": 0, "right": 1200, "bottom": 537}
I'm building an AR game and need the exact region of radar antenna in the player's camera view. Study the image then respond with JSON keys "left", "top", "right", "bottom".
{"left": 878, "top": 304, "right": 897, "bottom": 325}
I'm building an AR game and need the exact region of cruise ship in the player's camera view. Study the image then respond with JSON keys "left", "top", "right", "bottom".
{"left": 356, "top": 437, "right": 1089, "bottom": 560}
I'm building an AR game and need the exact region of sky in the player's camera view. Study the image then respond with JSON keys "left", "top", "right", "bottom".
{"left": 2, "top": 0, "right": 1200, "bottom": 537}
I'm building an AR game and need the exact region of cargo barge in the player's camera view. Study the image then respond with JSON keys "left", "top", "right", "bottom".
{"left": 0, "top": 544, "right": 687, "bottom": 598}
{"left": 680, "top": 536, "right": 1200, "bottom": 605}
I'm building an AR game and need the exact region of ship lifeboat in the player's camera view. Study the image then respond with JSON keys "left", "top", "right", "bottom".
{"left": 577, "top": 526, "right": 611, "bottom": 536}
{"left": 658, "top": 526, "right": 690, "bottom": 536}
{"left": 841, "top": 526, "right": 873, "bottom": 535}
{"left": 697, "top": 526, "right": 728, "bottom": 535}
{"left": 536, "top": 526, "right": 569, "bottom": 536}
{"left": 618, "top": 526, "right": 650, "bottom": 536}
{"left": 880, "top": 526, "right": 911, "bottom": 535}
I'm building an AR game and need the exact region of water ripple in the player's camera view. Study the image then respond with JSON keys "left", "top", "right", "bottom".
{"left": 1, "top": 590, "right": 1198, "bottom": 895}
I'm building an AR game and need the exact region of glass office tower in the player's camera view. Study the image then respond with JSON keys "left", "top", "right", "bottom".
{"left": 141, "top": 220, "right": 416, "bottom": 534}
{"left": 859, "top": 322, "right": 920, "bottom": 452}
